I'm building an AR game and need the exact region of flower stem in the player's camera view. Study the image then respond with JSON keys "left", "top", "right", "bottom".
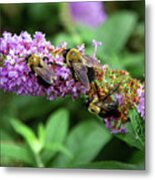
{"left": 34, "top": 153, "right": 44, "bottom": 168}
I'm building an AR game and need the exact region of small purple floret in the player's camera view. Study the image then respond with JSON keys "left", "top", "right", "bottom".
{"left": 115, "top": 93, "right": 123, "bottom": 106}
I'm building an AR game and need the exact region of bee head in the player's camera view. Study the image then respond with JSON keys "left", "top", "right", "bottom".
{"left": 25, "top": 54, "right": 32, "bottom": 64}
{"left": 62, "top": 49, "right": 70, "bottom": 62}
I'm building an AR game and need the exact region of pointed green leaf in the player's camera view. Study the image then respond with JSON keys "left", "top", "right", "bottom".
{"left": 116, "top": 122, "right": 144, "bottom": 151}
{"left": 45, "top": 109, "right": 69, "bottom": 143}
{"left": 129, "top": 109, "right": 145, "bottom": 147}
{"left": 53, "top": 120, "right": 112, "bottom": 167}
{"left": 41, "top": 109, "right": 69, "bottom": 163}
{"left": 10, "top": 118, "right": 42, "bottom": 153}
{"left": 38, "top": 123, "right": 45, "bottom": 147}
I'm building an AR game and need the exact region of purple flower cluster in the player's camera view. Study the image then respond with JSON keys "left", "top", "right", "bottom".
{"left": 137, "top": 85, "right": 145, "bottom": 119}
{"left": 68, "top": 2, "right": 107, "bottom": 28}
{"left": 0, "top": 31, "right": 145, "bottom": 134}
{"left": 0, "top": 31, "right": 87, "bottom": 100}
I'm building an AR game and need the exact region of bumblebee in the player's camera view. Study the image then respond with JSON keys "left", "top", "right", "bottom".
{"left": 26, "top": 54, "right": 56, "bottom": 88}
{"left": 86, "top": 85, "right": 121, "bottom": 119}
{"left": 87, "top": 95, "right": 121, "bottom": 119}
{"left": 62, "top": 48, "right": 103, "bottom": 90}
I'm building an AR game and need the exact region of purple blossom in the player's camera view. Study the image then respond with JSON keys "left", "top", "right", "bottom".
{"left": 77, "top": 44, "right": 85, "bottom": 54}
{"left": 137, "top": 85, "right": 145, "bottom": 119}
{"left": 115, "top": 93, "right": 123, "bottom": 105}
{"left": 0, "top": 31, "right": 87, "bottom": 100}
{"left": 68, "top": 2, "right": 107, "bottom": 28}
{"left": 111, "top": 127, "right": 126, "bottom": 134}
{"left": 104, "top": 118, "right": 126, "bottom": 134}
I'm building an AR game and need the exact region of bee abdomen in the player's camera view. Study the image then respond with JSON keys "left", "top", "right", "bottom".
{"left": 37, "top": 76, "right": 51, "bottom": 88}
{"left": 99, "top": 109, "right": 121, "bottom": 119}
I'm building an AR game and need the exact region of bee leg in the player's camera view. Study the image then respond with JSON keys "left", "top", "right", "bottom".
{"left": 28, "top": 71, "right": 32, "bottom": 77}
{"left": 42, "top": 56, "right": 63, "bottom": 68}
{"left": 69, "top": 68, "right": 78, "bottom": 82}
{"left": 47, "top": 62, "right": 63, "bottom": 67}
{"left": 42, "top": 56, "right": 49, "bottom": 61}
{"left": 28, "top": 70, "right": 35, "bottom": 77}
{"left": 47, "top": 62, "right": 53, "bottom": 65}
{"left": 102, "top": 84, "right": 120, "bottom": 102}
{"left": 88, "top": 96, "right": 101, "bottom": 114}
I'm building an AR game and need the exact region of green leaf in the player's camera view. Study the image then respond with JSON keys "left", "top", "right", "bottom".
{"left": 38, "top": 123, "right": 45, "bottom": 147}
{"left": 11, "top": 96, "right": 57, "bottom": 120}
{"left": 76, "top": 24, "right": 95, "bottom": 43}
{"left": 120, "top": 52, "right": 144, "bottom": 78}
{"left": 1, "top": 143, "right": 35, "bottom": 166}
{"left": 128, "top": 150, "right": 145, "bottom": 164}
{"left": 10, "top": 118, "right": 42, "bottom": 153}
{"left": 45, "top": 142, "right": 73, "bottom": 159}
{"left": 45, "top": 109, "right": 69, "bottom": 143}
{"left": 116, "top": 122, "right": 144, "bottom": 151}
{"left": 0, "top": 130, "right": 14, "bottom": 141}
{"left": 115, "top": 107, "right": 144, "bottom": 151}
{"left": 41, "top": 109, "right": 69, "bottom": 163}
{"left": 95, "top": 11, "right": 137, "bottom": 58}
{"left": 53, "top": 120, "right": 112, "bottom": 167}
{"left": 129, "top": 109, "right": 145, "bottom": 147}
{"left": 69, "top": 161, "right": 144, "bottom": 170}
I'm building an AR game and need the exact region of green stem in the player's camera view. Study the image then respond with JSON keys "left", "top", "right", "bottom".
{"left": 34, "top": 153, "right": 44, "bottom": 168}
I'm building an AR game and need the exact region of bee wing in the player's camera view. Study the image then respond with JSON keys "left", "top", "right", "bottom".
{"left": 72, "top": 63, "right": 90, "bottom": 90}
{"left": 34, "top": 66, "right": 56, "bottom": 84}
{"left": 83, "top": 55, "right": 102, "bottom": 69}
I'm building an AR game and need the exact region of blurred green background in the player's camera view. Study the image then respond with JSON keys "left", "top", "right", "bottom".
{"left": 0, "top": 1, "right": 145, "bottom": 169}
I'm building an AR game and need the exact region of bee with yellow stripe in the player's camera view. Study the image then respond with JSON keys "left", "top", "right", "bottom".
{"left": 62, "top": 48, "right": 103, "bottom": 90}
{"left": 26, "top": 54, "right": 57, "bottom": 88}
{"left": 86, "top": 85, "right": 121, "bottom": 119}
